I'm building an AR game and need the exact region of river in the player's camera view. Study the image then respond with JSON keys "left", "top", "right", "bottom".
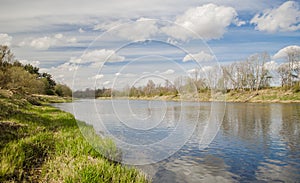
{"left": 52, "top": 99, "right": 300, "bottom": 182}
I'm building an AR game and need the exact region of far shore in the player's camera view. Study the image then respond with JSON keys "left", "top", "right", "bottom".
{"left": 95, "top": 88, "right": 300, "bottom": 104}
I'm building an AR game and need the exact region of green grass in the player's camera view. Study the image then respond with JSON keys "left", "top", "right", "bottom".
{"left": 0, "top": 90, "right": 149, "bottom": 182}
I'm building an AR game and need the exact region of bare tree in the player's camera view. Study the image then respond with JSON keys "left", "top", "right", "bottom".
{"left": 248, "top": 52, "right": 270, "bottom": 91}
{"left": 221, "top": 52, "right": 270, "bottom": 91}
{"left": 277, "top": 64, "right": 289, "bottom": 87}
{"left": 286, "top": 48, "right": 300, "bottom": 86}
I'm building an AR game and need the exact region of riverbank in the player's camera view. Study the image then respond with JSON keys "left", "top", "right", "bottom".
{"left": 98, "top": 88, "right": 300, "bottom": 103}
{"left": 224, "top": 88, "right": 300, "bottom": 103}
{"left": 0, "top": 90, "right": 149, "bottom": 182}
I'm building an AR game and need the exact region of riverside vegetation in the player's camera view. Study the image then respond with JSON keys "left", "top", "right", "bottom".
{"left": 0, "top": 91, "right": 149, "bottom": 182}
{"left": 0, "top": 46, "right": 149, "bottom": 182}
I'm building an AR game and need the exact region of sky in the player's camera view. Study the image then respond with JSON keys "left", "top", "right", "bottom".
{"left": 0, "top": 0, "right": 299, "bottom": 90}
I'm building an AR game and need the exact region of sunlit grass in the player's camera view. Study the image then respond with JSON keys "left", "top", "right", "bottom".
{"left": 0, "top": 92, "right": 149, "bottom": 182}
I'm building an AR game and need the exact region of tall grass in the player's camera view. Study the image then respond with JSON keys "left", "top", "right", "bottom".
{"left": 0, "top": 91, "right": 149, "bottom": 182}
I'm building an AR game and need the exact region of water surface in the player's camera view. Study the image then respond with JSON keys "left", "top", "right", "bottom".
{"left": 53, "top": 100, "right": 300, "bottom": 182}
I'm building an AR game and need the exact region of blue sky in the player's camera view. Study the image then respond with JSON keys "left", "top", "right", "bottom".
{"left": 0, "top": 0, "right": 299, "bottom": 90}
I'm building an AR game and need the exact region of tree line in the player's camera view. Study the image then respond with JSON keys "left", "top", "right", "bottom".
{"left": 0, "top": 45, "right": 72, "bottom": 97}
{"left": 75, "top": 49, "right": 300, "bottom": 98}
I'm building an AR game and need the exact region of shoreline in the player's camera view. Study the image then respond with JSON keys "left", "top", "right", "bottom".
{"left": 0, "top": 93, "right": 149, "bottom": 182}
{"left": 97, "top": 97, "right": 300, "bottom": 104}
{"left": 96, "top": 94, "right": 300, "bottom": 104}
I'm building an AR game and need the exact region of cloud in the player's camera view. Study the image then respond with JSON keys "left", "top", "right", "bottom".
{"left": 56, "top": 62, "right": 79, "bottom": 71}
{"left": 162, "top": 69, "right": 175, "bottom": 75}
{"left": 30, "top": 36, "right": 55, "bottom": 50}
{"left": 125, "top": 73, "right": 137, "bottom": 77}
{"left": 78, "top": 28, "right": 85, "bottom": 33}
{"left": 67, "top": 37, "right": 77, "bottom": 43}
{"left": 0, "top": 33, "right": 12, "bottom": 46}
{"left": 201, "top": 66, "right": 214, "bottom": 73}
{"left": 69, "top": 49, "right": 125, "bottom": 64}
{"left": 54, "top": 33, "right": 63, "bottom": 39}
{"left": 95, "top": 18, "right": 159, "bottom": 41}
{"left": 39, "top": 61, "right": 79, "bottom": 88}
{"left": 42, "top": 49, "right": 124, "bottom": 89}
{"left": 0, "top": 1, "right": 284, "bottom": 36}
{"left": 187, "top": 66, "right": 213, "bottom": 78}
{"left": 19, "top": 59, "right": 40, "bottom": 67}
{"left": 20, "top": 33, "right": 77, "bottom": 50}
{"left": 264, "top": 61, "right": 279, "bottom": 71}
{"left": 103, "top": 81, "right": 111, "bottom": 86}
{"left": 273, "top": 45, "right": 300, "bottom": 59}
{"left": 94, "top": 20, "right": 125, "bottom": 31}
{"left": 187, "top": 68, "right": 197, "bottom": 74}
{"left": 251, "top": 1, "right": 300, "bottom": 33}
{"left": 183, "top": 51, "right": 214, "bottom": 62}
{"left": 88, "top": 74, "right": 104, "bottom": 80}
{"left": 162, "top": 3, "right": 243, "bottom": 41}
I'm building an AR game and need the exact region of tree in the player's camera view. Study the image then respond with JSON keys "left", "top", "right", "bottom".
{"left": 5, "top": 66, "right": 45, "bottom": 94}
{"left": 278, "top": 64, "right": 289, "bottom": 87}
{"left": 0, "top": 45, "right": 75, "bottom": 96}
{"left": 248, "top": 52, "right": 270, "bottom": 91}
{"left": 41, "top": 72, "right": 56, "bottom": 95}
{"left": 286, "top": 48, "right": 300, "bottom": 86}
{"left": 24, "top": 64, "right": 39, "bottom": 75}
{"left": 0, "top": 45, "right": 14, "bottom": 68}
{"left": 221, "top": 53, "right": 270, "bottom": 91}
{"left": 144, "top": 80, "right": 156, "bottom": 96}
{"left": 55, "top": 84, "right": 72, "bottom": 97}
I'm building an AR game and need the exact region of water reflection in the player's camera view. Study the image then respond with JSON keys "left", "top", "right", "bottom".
{"left": 52, "top": 101, "right": 300, "bottom": 182}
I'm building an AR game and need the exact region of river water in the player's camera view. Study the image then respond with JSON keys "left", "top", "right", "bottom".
{"left": 52, "top": 100, "right": 300, "bottom": 182}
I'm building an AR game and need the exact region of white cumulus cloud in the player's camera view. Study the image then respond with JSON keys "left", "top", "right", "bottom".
{"left": 162, "top": 3, "right": 243, "bottom": 41}
{"left": 116, "top": 18, "right": 159, "bottom": 41}
{"left": 251, "top": 1, "right": 300, "bottom": 32}
{"left": 21, "top": 33, "right": 77, "bottom": 50}
{"left": 30, "top": 36, "right": 55, "bottom": 50}
{"left": 89, "top": 74, "right": 104, "bottom": 80}
{"left": 183, "top": 51, "right": 214, "bottom": 62}
{"left": 187, "top": 66, "right": 213, "bottom": 76}
{"left": 0, "top": 33, "right": 12, "bottom": 46}
{"left": 69, "top": 49, "right": 125, "bottom": 64}
{"left": 54, "top": 33, "right": 63, "bottom": 39}
{"left": 273, "top": 45, "right": 300, "bottom": 59}
{"left": 162, "top": 69, "right": 175, "bottom": 75}
{"left": 95, "top": 18, "right": 159, "bottom": 41}
{"left": 187, "top": 68, "right": 197, "bottom": 74}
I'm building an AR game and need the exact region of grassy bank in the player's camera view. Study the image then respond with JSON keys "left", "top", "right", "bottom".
{"left": 224, "top": 88, "right": 300, "bottom": 103}
{"left": 99, "top": 88, "right": 300, "bottom": 103}
{"left": 0, "top": 90, "right": 149, "bottom": 182}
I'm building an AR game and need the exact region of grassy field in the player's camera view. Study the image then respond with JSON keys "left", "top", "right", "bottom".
{"left": 0, "top": 90, "right": 149, "bottom": 182}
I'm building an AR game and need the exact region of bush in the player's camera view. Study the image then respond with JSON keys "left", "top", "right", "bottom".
{"left": 55, "top": 84, "right": 72, "bottom": 97}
